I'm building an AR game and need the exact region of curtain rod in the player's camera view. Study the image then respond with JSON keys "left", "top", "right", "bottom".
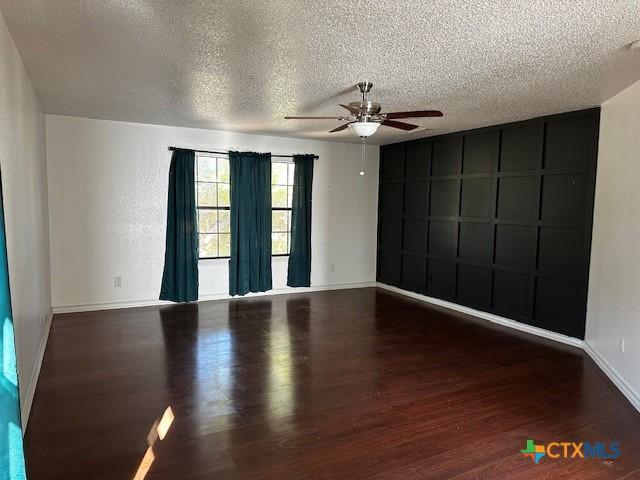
{"left": 168, "top": 146, "right": 318, "bottom": 160}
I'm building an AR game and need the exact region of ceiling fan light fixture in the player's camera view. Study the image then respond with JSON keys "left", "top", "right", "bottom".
{"left": 349, "top": 121, "right": 380, "bottom": 138}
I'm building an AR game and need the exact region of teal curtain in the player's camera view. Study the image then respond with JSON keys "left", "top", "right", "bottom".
{"left": 0, "top": 175, "right": 27, "bottom": 480}
{"left": 287, "top": 154, "right": 314, "bottom": 287}
{"left": 229, "top": 152, "right": 272, "bottom": 296}
{"left": 159, "top": 149, "right": 199, "bottom": 302}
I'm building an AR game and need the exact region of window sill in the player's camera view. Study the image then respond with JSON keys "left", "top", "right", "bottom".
{"left": 199, "top": 254, "right": 289, "bottom": 261}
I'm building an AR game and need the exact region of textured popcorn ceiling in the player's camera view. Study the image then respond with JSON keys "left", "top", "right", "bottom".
{"left": 1, "top": 1, "right": 640, "bottom": 144}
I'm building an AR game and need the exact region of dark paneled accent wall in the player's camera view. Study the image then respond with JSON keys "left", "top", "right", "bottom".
{"left": 377, "top": 108, "right": 599, "bottom": 338}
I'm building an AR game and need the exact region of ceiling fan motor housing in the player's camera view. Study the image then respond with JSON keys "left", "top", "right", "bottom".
{"left": 349, "top": 101, "right": 382, "bottom": 119}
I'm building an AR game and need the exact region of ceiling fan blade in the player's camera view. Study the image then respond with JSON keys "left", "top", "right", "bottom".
{"left": 382, "top": 120, "right": 420, "bottom": 131}
{"left": 339, "top": 104, "right": 361, "bottom": 114}
{"left": 329, "top": 123, "right": 352, "bottom": 133}
{"left": 285, "top": 116, "right": 349, "bottom": 120}
{"left": 384, "top": 110, "right": 443, "bottom": 119}
{"left": 403, "top": 127, "right": 433, "bottom": 134}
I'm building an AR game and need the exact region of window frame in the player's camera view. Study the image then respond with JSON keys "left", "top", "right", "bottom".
{"left": 196, "top": 205, "right": 231, "bottom": 260}
{"left": 271, "top": 205, "right": 292, "bottom": 258}
{"left": 195, "top": 153, "right": 232, "bottom": 260}
{"left": 270, "top": 160, "right": 294, "bottom": 257}
{"left": 195, "top": 153, "right": 293, "bottom": 260}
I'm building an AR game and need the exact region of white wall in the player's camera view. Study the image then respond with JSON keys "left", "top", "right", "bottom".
{"left": 586, "top": 78, "right": 640, "bottom": 408}
{"left": 0, "top": 13, "right": 52, "bottom": 424}
{"left": 45, "top": 115, "right": 379, "bottom": 310}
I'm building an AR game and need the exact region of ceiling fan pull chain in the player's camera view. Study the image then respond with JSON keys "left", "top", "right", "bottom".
{"left": 360, "top": 137, "right": 366, "bottom": 176}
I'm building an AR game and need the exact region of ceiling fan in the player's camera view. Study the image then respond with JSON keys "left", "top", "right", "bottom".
{"left": 285, "top": 81, "right": 443, "bottom": 138}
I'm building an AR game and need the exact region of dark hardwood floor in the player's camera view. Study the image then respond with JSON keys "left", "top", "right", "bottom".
{"left": 25, "top": 288, "right": 640, "bottom": 479}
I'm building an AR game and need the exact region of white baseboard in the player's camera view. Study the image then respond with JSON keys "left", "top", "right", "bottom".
{"left": 21, "top": 307, "right": 53, "bottom": 431}
{"left": 376, "top": 282, "right": 584, "bottom": 348}
{"left": 51, "top": 282, "right": 378, "bottom": 314}
{"left": 583, "top": 340, "right": 640, "bottom": 413}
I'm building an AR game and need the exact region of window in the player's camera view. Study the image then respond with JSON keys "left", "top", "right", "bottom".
{"left": 196, "top": 154, "right": 231, "bottom": 259}
{"left": 271, "top": 161, "right": 294, "bottom": 255}
{"left": 195, "top": 154, "right": 294, "bottom": 259}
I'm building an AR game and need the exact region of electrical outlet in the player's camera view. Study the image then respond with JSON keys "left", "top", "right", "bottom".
{"left": 330, "top": 264, "right": 335, "bottom": 273}
{"left": 114, "top": 276, "right": 122, "bottom": 288}
{"left": 620, "top": 337, "right": 625, "bottom": 353}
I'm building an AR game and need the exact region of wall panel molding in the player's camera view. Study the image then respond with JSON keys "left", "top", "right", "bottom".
{"left": 377, "top": 108, "right": 600, "bottom": 339}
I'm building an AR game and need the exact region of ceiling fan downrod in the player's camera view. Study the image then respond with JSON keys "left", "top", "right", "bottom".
{"left": 357, "top": 81, "right": 373, "bottom": 102}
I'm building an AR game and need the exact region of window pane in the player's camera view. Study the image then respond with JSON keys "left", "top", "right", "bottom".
{"left": 197, "top": 183, "right": 217, "bottom": 207}
{"left": 198, "top": 210, "right": 217, "bottom": 233}
{"left": 197, "top": 157, "right": 216, "bottom": 182}
{"left": 217, "top": 158, "right": 230, "bottom": 182}
{"left": 287, "top": 163, "right": 295, "bottom": 185}
{"left": 219, "top": 233, "right": 230, "bottom": 257}
{"left": 272, "top": 162, "right": 288, "bottom": 185}
{"left": 287, "top": 185, "right": 293, "bottom": 208}
{"left": 199, "top": 234, "right": 218, "bottom": 258}
{"left": 218, "top": 183, "right": 230, "bottom": 206}
{"left": 272, "top": 210, "right": 288, "bottom": 232}
{"left": 272, "top": 185, "right": 287, "bottom": 207}
{"left": 218, "top": 210, "right": 230, "bottom": 233}
{"left": 272, "top": 232, "right": 288, "bottom": 255}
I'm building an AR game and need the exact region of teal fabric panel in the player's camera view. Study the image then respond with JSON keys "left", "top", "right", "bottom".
{"left": 229, "top": 152, "right": 272, "bottom": 296}
{"left": 159, "top": 149, "right": 199, "bottom": 302}
{"left": 0, "top": 176, "right": 27, "bottom": 480}
{"left": 287, "top": 154, "right": 314, "bottom": 287}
